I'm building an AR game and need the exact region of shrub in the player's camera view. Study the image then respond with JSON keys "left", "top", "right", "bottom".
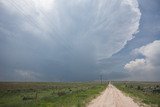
{"left": 137, "top": 85, "right": 141, "bottom": 90}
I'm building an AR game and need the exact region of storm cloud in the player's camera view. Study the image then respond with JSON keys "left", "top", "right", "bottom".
{"left": 0, "top": 0, "right": 141, "bottom": 81}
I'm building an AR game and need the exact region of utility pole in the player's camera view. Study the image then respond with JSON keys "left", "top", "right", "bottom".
{"left": 100, "top": 75, "right": 102, "bottom": 84}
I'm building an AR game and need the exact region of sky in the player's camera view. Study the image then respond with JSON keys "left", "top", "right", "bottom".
{"left": 0, "top": 0, "right": 160, "bottom": 81}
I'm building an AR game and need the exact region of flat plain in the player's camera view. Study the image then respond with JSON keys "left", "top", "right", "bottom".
{"left": 0, "top": 81, "right": 160, "bottom": 107}
{"left": 0, "top": 82, "right": 107, "bottom": 107}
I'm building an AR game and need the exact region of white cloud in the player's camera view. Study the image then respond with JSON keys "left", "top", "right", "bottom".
{"left": 124, "top": 40, "right": 160, "bottom": 80}
{"left": 0, "top": 0, "right": 55, "bottom": 14}
{"left": 124, "top": 59, "right": 146, "bottom": 72}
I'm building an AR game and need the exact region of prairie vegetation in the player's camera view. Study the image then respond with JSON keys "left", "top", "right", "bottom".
{"left": 0, "top": 82, "right": 107, "bottom": 107}
{"left": 113, "top": 81, "right": 160, "bottom": 107}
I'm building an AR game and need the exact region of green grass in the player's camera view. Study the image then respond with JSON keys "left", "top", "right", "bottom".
{"left": 113, "top": 81, "right": 160, "bottom": 107}
{"left": 0, "top": 82, "right": 107, "bottom": 107}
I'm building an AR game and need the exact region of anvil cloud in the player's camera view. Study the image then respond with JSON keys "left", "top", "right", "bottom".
{"left": 0, "top": 0, "right": 141, "bottom": 81}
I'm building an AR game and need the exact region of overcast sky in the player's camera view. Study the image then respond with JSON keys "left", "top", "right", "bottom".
{"left": 0, "top": 0, "right": 160, "bottom": 81}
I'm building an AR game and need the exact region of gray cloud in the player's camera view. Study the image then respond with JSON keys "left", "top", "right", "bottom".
{"left": 0, "top": 0, "right": 141, "bottom": 81}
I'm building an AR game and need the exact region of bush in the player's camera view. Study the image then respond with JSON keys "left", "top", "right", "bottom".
{"left": 129, "top": 85, "right": 133, "bottom": 88}
{"left": 57, "top": 91, "right": 66, "bottom": 96}
{"left": 137, "top": 85, "right": 141, "bottom": 90}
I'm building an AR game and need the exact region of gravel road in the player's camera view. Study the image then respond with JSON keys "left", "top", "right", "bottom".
{"left": 87, "top": 83, "right": 139, "bottom": 107}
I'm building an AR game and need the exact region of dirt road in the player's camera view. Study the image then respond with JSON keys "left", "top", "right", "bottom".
{"left": 87, "top": 83, "right": 139, "bottom": 107}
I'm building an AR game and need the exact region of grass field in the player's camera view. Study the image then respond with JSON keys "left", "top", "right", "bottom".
{"left": 113, "top": 81, "right": 160, "bottom": 107}
{"left": 0, "top": 82, "right": 107, "bottom": 107}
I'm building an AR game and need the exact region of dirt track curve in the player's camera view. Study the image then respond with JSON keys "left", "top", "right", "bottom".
{"left": 87, "top": 83, "right": 139, "bottom": 107}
